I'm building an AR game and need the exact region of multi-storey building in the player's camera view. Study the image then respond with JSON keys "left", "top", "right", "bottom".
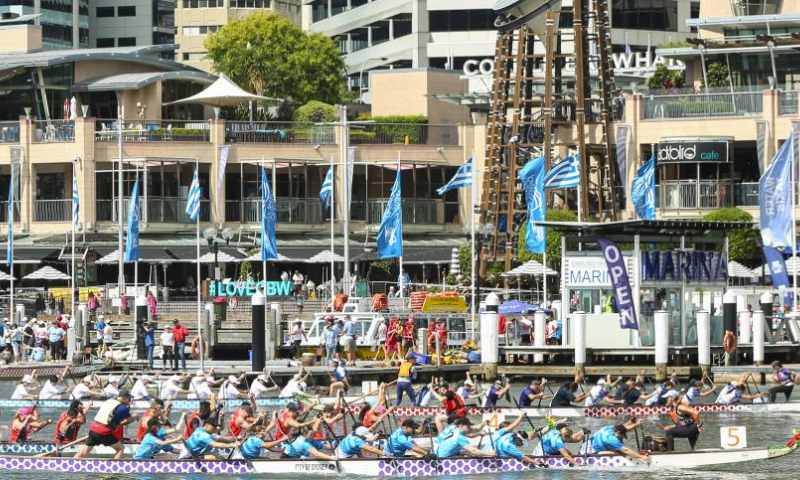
{"left": 89, "top": 0, "right": 176, "bottom": 52}
{"left": 175, "top": 0, "right": 303, "bottom": 72}
{"left": 0, "top": 0, "right": 89, "bottom": 49}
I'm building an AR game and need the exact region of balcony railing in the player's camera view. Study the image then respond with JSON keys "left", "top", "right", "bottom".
{"left": 642, "top": 92, "right": 763, "bottom": 120}
{"left": 235, "top": 198, "right": 324, "bottom": 224}
{"left": 96, "top": 199, "right": 210, "bottom": 223}
{"left": 0, "top": 122, "right": 20, "bottom": 143}
{"left": 95, "top": 119, "right": 211, "bottom": 142}
{"left": 733, "top": 182, "right": 759, "bottom": 207}
{"left": 350, "top": 124, "right": 459, "bottom": 146}
{"left": 34, "top": 199, "right": 70, "bottom": 222}
{"left": 225, "top": 121, "right": 335, "bottom": 144}
{"left": 780, "top": 90, "right": 799, "bottom": 115}
{"left": 33, "top": 120, "right": 74, "bottom": 142}
{"left": 367, "top": 200, "right": 439, "bottom": 224}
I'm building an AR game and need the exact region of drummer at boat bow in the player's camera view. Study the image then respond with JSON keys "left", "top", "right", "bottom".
{"left": 661, "top": 393, "right": 701, "bottom": 451}
{"left": 74, "top": 390, "right": 139, "bottom": 459}
{"left": 582, "top": 421, "right": 649, "bottom": 463}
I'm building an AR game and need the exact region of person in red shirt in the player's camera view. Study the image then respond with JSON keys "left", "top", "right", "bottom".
{"left": 171, "top": 319, "right": 189, "bottom": 371}
{"left": 136, "top": 398, "right": 171, "bottom": 442}
{"left": 430, "top": 383, "right": 466, "bottom": 433}
{"left": 402, "top": 316, "right": 415, "bottom": 356}
{"left": 55, "top": 400, "right": 91, "bottom": 444}
{"left": 184, "top": 399, "right": 216, "bottom": 440}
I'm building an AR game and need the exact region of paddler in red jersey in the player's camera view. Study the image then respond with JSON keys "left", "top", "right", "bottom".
{"left": 430, "top": 382, "right": 467, "bottom": 434}
{"left": 274, "top": 402, "right": 315, "bottom": 441}
{"left": 136, "top": 398, "right": 171, "bottom": 442}
{"left": 9, "top": 405, "right": 52, "bottom": 443}
{"left": 55, "top": 400, "right": 91, "bottom": 444}
{"left": 74, "top": 389, "right": 138, "bottom": 459}
{"left": 184, "top": 398, "right": 216, "bottom": 440}
{"left": 229, "top": 397, "right": 263, "bottom": 439}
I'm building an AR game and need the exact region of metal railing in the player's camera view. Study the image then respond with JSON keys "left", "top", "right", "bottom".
{"left": 33, "top": 120, "right": 74, "bottom": 142}
{"left": 34, "top": 199, "right": 71, "bottom": 222}
{"left": 734, "top": 182, "right": 760, "bottom": 207}
{"left": 367, "top": 199, "right": 440, "bottom": 224}
{"left": 0, "top": 121, "right": 20, "bottom": 143}
{"left": 225, "top": 121, "right": 335, "bottom": 144}
{"left": 780, "top": 91, "right": 799, "bottom": 115}
{"left": 350, "top": 124, "right": 459, "bottom": 146}
{"left": 237, "top": 198, "right": 324, "bottom": 224}
{"left": 642, "top": 92, "right": 763, "bottom": 119}
{"left": 95, "top": 119, "right": 211, "bottom": 142}
{"left": 96, "top": 198, "right": 210, "bottom": 222}
{"left": 658, "top": 181, "right": 733, "bottom": 210}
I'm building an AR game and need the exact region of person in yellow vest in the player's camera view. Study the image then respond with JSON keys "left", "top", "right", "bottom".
{"left": 395, "top": 355, "right": 418, "bottom": 406}
{"left": 74, "top": 390, "right": 138, "bottom": 459}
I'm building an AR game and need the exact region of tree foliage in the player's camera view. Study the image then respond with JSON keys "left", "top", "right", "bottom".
{"left": 517, "top": 209, "right": 578, "bottom": 268}
{"left": 703, "top": 62, "right": 731, "bottom": 88}
{"left": 205, "top": 12, "right": 345, "bottom": 106}
{"left": 646, "top": 64, "right": 685, "bottom": 90}
{"left": 701, "top": 208, "right": 759, "bottom": 264}
{"left": 295, "top": 101, "right": 338, "bottom": 123}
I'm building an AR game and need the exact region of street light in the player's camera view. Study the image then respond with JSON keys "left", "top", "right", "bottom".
{"left": 358, "top": 56, "right": 388, "bottom": 103}
{"left": 203, "top": 227, "right": 235, "bottom": 280}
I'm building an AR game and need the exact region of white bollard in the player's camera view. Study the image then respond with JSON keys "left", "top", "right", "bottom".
{"left": 269, "top": 302, "right": 282, "bottom": 361}
{"left": 736, "top": 295, "right": 747, "bottom": 313}
{"left": 753, "top": 310, "right": 765, "bottom": 366}
{"left": 533, "top": 311, "right": 546, "bottom": 364}
{"left": 573, "top": 311, "right": 586, "bottom": 377}
{"left": 550, "top": 300, "right": 562, "bottom": 324}
{"left": 654, "top": 310, "right": 669, "bottom": 380}
{"left": 77, "top": 304, "right": 88, "bottom": 346}
{"left": 739, "top": 310, "right": 752, "bottom": 344}
{"left": 481, "top": 293, "right": 500, "bottom": 378}
{"left": 696, "top": 310, "right": 711, "bottom": 376}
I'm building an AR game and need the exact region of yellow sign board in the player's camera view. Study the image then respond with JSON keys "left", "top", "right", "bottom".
{"left": 48, "top": 287, "right": 103, "bottom": 302}
{"left": 421, "top": 295, "right": 467, "bottom": 313}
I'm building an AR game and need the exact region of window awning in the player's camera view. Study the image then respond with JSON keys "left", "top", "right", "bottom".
{"left": 96, "top": 247, "right": 247, "bottom": 264}
{"left": 72, "top": 71, "right": 216, "bottom": 92}
{"left": 0, "top": 247, "right": 61, "bottom": 264}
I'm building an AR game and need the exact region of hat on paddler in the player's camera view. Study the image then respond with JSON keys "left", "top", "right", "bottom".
{"left": 613, "top": 424, "right": 628, "bottom": 438}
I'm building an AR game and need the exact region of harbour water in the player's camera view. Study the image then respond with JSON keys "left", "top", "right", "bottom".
{"left": 0, "top": 380, "right": 795, "bottom": 480}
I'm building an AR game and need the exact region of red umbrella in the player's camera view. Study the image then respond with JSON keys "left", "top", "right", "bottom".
{"left": 62, "top": 97, "right": 69, "bottom": 120}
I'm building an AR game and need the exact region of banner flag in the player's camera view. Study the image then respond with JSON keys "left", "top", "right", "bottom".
{"left": 598, "top": 238, "right": 638, "bottom": 330}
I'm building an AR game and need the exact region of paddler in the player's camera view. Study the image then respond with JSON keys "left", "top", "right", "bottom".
{"left": 249, "top": 372, "right": 278, "bottom": 398}
{"left": 74, "top": 390, "right": 139, "bottom": 459}
{"left": 232, "top": 423, "right": 287, "bottom": 460}
{"left": 133, "top": 417, "right": 184, "bottom": 460}
{"left": 229, "top": 399, "right": 262, "bottom": 439}
{"left": 550, "top": 376, "right": 590, "bottom": 407}
{"left": 335, "top": 424, "right": 384, "bottom": 458}
{"left": 179, "top": 418, "right": 240, "bottom": 460}
{"left": 384, "top": 418, "right": 428, "bottom": 458}
{"left": 160, "top": 374, "right": 191, "bottom": 401}
{"left": 482, "top": 378, "right": 511, "bottom": 408}
{"left": 518, "top": 378, "right": 549, "bottom": 407}
{"left": 435, "top": 418, "right": 494, "bottom": 458}
{"left": 769, "top": 360, "right": 796, "bottom": 403}
{"left": 494, "top": 432, "right": 542, "bottom": 466}
{"left": 581, "top": 421, "right": 650, "bottom": 463}
{"left": 395, "top": 354, "right": 418, "bottom": 406}
{"left": 682, "top": 379, "right": 715, "bottom": 405}
{"left": 430, "top": 383, "right": 467, "bottom": 433}
{"left": 69, "top": 375, "right": 105, "bottom": 401}
{"left": 716, "top": 374, "right": 764, "bottom": 405}
{"left": 9, "top": 405, "right": 52, "bottom": 444}
{"left": 532, "top": 426, "right": 580, "bottom": 466}
{"left": 360, "top": 384, "right": 394, "bottom": 430}
{"left": 584, "top": 377, "right": 625, "bottom": 407}
{"left": 328, "top": 358, "right": 351, "bottom": 396}
{"left": 481, "top": 415, "right": 526, "bottom": 454}
{"left": 279, "top": 369, "right": 312, "bottom": 399}
{"left": 55, "top": 400, "right": 91, "bottom": 444}
{"left": 184, "top": 398, "right": 217, "bottom": 440}
{"left": 274, "top": 401, "right": 314, "bottom": 441}
{"left": 10, "top": 374, "right": 38, "bottom": 400}
{"left": 136, "top": 398, "right": 171, "bottom": 442}
{"left": 282, "top": 423, "right": 337, "bottom": 460}
{"left": 103, "top": 375, "right": 121, "bottom": 398}
{"left": 219, "top": 374, "right": 249, "bottom": 401}
{"left": 662, "top": 393, "right": 701, "bottom": 451}
{"left": 130, "top": 375, "right": 155, "bottom": 401}
{"left": 38, "top": 372, "right": 70, "bottom": 400}
{"left": 313, "top": 403, "right": 345, "bottom": 441}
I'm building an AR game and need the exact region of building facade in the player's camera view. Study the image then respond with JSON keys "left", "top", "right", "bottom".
{"left": 175, "top": 0, "right": 303, "bottom": 72}
{"left": 0, "top": 0, "right": 89, "bottom": 49}
{"left": 88, "top": 0, "right": 176, "bottom": 52}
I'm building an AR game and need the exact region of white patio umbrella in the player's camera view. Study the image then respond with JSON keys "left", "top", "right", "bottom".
{"left": 449, "top": 247, "right": 460, "bottom": 276}
{"left": 501, "top": 259, "right": 558, "bottom": 277}
{"left": 23, "top": 266, "right": 70, "bottom": 281}
{"left": 197, "top": 251, "right": 241, "bottom": 263}
{"left": 164, "top": 74, "right": 281, "bottom": 118}
{"left": 761, "top": 256, "right": 800, "bottom": 276}
{"left": 306, "top": 250, "right": 345, "bottom": 264}
{"left": 69, "top": 96, "right": 77, "bottom": 120}
{"left": 244, "top": 251, "right": 294, "bottom": 262}
{"left": 728, "top": 260, "right": 757, "bottom": 279}
{"left": 0, "top": 270, "right": 14, "bottom": 282}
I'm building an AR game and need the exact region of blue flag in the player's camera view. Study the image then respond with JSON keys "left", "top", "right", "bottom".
{"left": 519, "top": 156, "right": 546, "bottom": 254}
{"left": 320, "top": 166, "right": 333, "bottom": 210}
{"left": 759, "top": 132, "right": 794, "bottom": 248}
{"left": 631, "top": 156, "right": 655, "bottom": 220}
{"left": 377, "top": 167, "right": 403, "bottom": 259}
{"left": 544, "top": 155, "right": 580, "bottom": 189}
{"left": 186, "top": 168, "right": 201, "bottom": 222}
{"left": 437, "top": 158, "right": 473, "bottom": 195}
{"left": 72, "top": 168, "right": 79, "bottom": 226}
{"left": 124, "top": 178, "right": 140, "bottom": 262}
{"left": 763, "top": 246, "right": 791, "bottom": 288}
{"left": 260, "top": 167, "right": 278, "bottom": 261}
{"left": 6, "top": 177, "right": 12, "bottom": 268}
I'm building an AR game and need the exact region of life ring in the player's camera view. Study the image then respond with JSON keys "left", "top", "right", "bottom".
{"left": 723, "top": 331, "right": 737, "bottom": 354}
{"left": 191, "top": 337, "right": 210, "bottom": 360}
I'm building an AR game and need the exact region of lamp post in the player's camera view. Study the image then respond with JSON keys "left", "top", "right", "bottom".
{"left": 203, "top": 227, "right": 235, "bottom": 280}
{"left": 358, "top": 57, "right": 388, "bottom": 103}
{"left": 462, "top": 221, "right": 495, "bottom": 339}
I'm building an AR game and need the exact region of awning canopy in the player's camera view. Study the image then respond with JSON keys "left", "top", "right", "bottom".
{"left": 23, "top": 266, "right": 70, "bottom": 281}
{"left": 306, "top": 250, "right": 345, "bottom": 263}
{"left": 96, "top": 247, "right": 245, "bottom": 264}
{"left": 728, "top": 260, "right": 758, "bottom": 279}
{"left": 501, "top": 259, "right": 558, "bottom": 277}
{"left": 244, "top": 251, "right": 295, "bottom": 262}
{"left": 72, "top": 71, "right": 215, "bottom": 92}
{"left": 165, "top": 73, "right": 280, "bottom": 107}
{"left": 0, "top": 247, "right": 61, "bottom": 264}
{"left": 197, "top": 251, "right": 244, "bottom": 263}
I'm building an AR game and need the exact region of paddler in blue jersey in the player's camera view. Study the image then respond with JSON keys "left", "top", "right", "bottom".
{"left": 179, "top": 419, "right": 240, "bottom": 460}
{"left": 581, "top": 421, "right": 649, "bottom": 463}
{"left": 282, "top": 424, "right": 337, "bottom": 460}
{"left": 532, "top": 427, "right": 580, "bottom": 466}
{"left": 384, "top": 419, "right": 429, "bottom": 457}
{"left": 518, "top": 379, "right": 550, "bottom": 407}
{"left": 436, "top": 418, "right": 494, "bottom": 458}
{"left": 481, "top": 415, "right": 525, "bottom": 454}
{"left": 335, "top": 425, "right": 384, "bottom": 458}
{"left": 494, "top": 432, "right": 542, "bottom": 466}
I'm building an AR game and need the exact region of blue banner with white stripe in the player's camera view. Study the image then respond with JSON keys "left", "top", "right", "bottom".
{"left": 544, "top": 155, "right": 580, "bottom": 189}
{"left": 437, "top": 158, "right": 473, "bottom": 195}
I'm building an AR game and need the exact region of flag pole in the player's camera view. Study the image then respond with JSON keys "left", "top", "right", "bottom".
{"left": 8, "top": 178, "right": 13, "bottom": 322}
{"left": 134, "top": 165, "right": 139, "bottom": 298}
{"left": 792, "top": 130, "right": 798, "bottom": 310}
{"left": 397, "top": 151, "right": 403, "bottom": 299}
{"left": 262, "top": 156, "right": 268, "bottom": 361}
{"left": 71, "top": 167, "right": 76, "bottom": 320}
{"left": 470, "top": 149, "right": 477, "bottom": 340}
{"left": 195, "top": 158, "right": 203, "bottom": 371}
{"left": 330, "top": 154, "right": 336, "bottom": 303}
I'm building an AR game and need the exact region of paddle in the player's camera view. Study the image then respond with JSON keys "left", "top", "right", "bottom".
{"left": 424, "top": 417, "right": 440, "bottom": 474}
{"left": 34, "top": 434, "right": 88, "bottom": 458}
{"left": 227, "top": 429, "right": 247, "bottom": 460}
{"left": 338, "top": 390, "right": 358, "bottom": 426}
{"left": 702, "top": 374, "right": 719, "bottom": 399}
{"left": 321, "top": 417, "right": 343, "bottom": 473}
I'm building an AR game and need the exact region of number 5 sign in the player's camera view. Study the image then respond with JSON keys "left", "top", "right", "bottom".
{"left": 720, "top": 426, "right": 747, "bottom": 449}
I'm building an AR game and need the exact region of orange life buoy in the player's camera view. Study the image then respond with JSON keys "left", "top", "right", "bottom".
{"left": 191, "top": 337, "right": 210, "bottom": 360}
{"left": 723, "top": 331, "right": 737, "bottom": 354}
{"left": 333, "top": 294, "right": 348, "bottom": 312}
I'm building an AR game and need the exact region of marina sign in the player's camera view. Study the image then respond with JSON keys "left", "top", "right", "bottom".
{"left": 208, "top": 280, "right": 292, "bottom": 297}
{"left": 566, "top": 251, "right": 728, "bottom": 287}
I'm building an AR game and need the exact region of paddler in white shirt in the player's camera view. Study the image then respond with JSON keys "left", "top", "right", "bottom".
{"left": 250, "top": 373, "right": 278, "bottom": 398}
{"left": 130, "top": 375, "right": 155, "bottom": 401}
{"left": 11, "top": 374, "right": 38, "bottom": 400}
{"left": 70, "top": 376, "right": 106, "bottom": 401}
{"left": 584, "top": 376, "right": 625, "bottom": 407}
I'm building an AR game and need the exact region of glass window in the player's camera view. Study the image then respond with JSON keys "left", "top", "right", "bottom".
{"left": 611, "top": 0, "right": 677, "bottom": 32}
{"left": 96, "top": 37, "right": 114, "bottom": 48}
{"left": 117, "top": 37, "right": 136, "bottom": 47}
{"left": 117, "top": 5, "right": 136, "bottom": 16}
{"left": 96, "top": 6, "right": 114, "bottom": 17}
{"left": 429, "top": 9, "right": 495, "bottom": 32}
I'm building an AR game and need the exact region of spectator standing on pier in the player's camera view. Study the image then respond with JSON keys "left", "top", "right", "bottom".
{"left": 322, "top": 323, "right": 338, "bottom": 366}
{"left": 292, "top": 270, "right": 304, "bottom": 295}
{"left": 48, "top": 320, "right": 65, "bottom": 360}
{"left": 291, "top": 320, "right": 307, "bottom": 359}
{"left": 342, "top": 315, "right": 358, "bottom": 367}
{"left": 171, "top": 318, "right": 189, "bottom": 371}
{"left": 160, "top": 326, "right": 174, "bottom": 371}
{"left": 87, "top": 292, "right": 99, "bottom": 320}
{"left": 147, "top": 290, "right": 158, "bottom": 321}
{"left": 94, "top": 315, "right": 105, "bottom": 347}
{"left": 47, "top": 291, "right": 56, "bottom": 316}
{"left": 101, "top": 320, "right": 115, "bottom": 358}
{"left": 142, "top": 322, "right": 156, "bottom": 370}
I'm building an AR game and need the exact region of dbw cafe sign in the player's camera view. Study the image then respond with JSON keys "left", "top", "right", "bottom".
{"left": 657, "top": 141, "right": 730, "bottom": 163}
